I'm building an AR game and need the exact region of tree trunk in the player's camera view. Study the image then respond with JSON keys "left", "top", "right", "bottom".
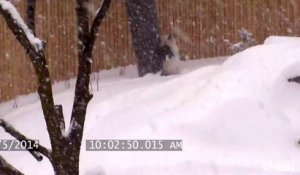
{"left": 126, "top": 0, "right": 163, "bottom": 76}
{"left": 51, "top": 139, "right": 80, "bottom": 175}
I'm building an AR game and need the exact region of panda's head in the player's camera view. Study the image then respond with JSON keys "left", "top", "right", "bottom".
{"left": 161, "top": 34, "right": 176, "bottom": 46}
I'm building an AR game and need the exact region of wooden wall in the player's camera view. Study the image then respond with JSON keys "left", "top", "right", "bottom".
{"left": 0, "top": 0, "right": 299, "bottom": 103}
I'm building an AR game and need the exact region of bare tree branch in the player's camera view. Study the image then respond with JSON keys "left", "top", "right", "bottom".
{"left": 76, "top": 0, "right": 90, "bottom": 55}
{"left": 0, "top": 0, "right": 64, "bottom": 150}
{"left": 85, "top": 0, "right": 112, "bottom": 55}
{"left": 0, "top": 119, "right": 51, "bottom": 161}
{"left": 288, "top": 76, "right": 300, "bottom": 84}
{"left": 0, "top": 0, "right": 111, "bottom": 174}
{"left": 55, "top": 105, "right": 65, "bottom": 134}
{"left": 26, "top": 0, "right": 36, "bottom": 35}
{"left": 69, "top": 0, "right": 111, "bottom": 141}
{"left": 0, "top": 155, "right": 24, "bottom": 175}
{"left": 0, "top": 0, "right": 42, "bottom": 54}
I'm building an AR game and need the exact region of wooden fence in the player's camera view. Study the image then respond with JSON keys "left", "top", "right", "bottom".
{"left": 0, "top": 0, "right": 299, "bottom": 103}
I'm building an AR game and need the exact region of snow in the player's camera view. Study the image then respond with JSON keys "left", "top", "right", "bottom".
{"left": 264, "top": 36, "right": 300, "bottom": 45}
{"left": 0, "top": 0, "right": 43, "bottom": 52}
{"left": 1, "top": 37, "right": 300, "bottom": 174}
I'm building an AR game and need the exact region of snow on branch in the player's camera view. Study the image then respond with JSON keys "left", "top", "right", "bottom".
{"left": 0, "top": 0, "right": 43, "bottom": 52}
{"left": 0, "top": 0, "right": 63, "bottom": 147}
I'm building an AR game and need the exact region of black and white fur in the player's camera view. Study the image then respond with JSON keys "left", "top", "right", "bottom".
{"left": 159, "top": 35, "right": 181, "bottom": 76}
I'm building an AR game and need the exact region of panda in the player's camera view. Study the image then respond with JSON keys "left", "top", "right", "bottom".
{"left": 159, "top": 34, "right": 181, "bottom": 76}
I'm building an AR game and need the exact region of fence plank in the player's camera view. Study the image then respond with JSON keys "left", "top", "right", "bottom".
{"left": 0, "top": 0, "right": 298, "bottom": 103}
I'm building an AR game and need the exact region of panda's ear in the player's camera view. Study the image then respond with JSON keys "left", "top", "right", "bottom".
{"left": 170, "top": 34, "right": 177, "bottom": 39}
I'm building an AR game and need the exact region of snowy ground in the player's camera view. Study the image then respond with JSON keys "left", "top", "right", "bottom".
{"left": 1, "top": 36, "right": 300, "bottom": 175}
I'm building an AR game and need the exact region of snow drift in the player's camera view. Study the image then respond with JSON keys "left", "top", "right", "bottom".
{"left": 1, "top": 37, "right": 300, "bottom": 174}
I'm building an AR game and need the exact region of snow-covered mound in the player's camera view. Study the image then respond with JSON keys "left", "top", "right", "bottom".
{"left": 264, "top": 36, "right": 300, "bottom": 46}
{"left": 1, "top": 39, "right": 300, "bottom": 175}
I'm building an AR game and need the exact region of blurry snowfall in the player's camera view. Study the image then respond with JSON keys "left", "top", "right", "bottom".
{"left": 1, "top": 36, "right": 300, "bottom": 174}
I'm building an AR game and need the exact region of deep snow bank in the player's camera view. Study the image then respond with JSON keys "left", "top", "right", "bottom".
{"left": 264, "top": 36, "right": 300, "bottom": 45}
{"left": 1, "top": 37, "right": 300, "bottom": 174}
{"left": 82, "top": 39, "right": 300, "bottom": 175}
